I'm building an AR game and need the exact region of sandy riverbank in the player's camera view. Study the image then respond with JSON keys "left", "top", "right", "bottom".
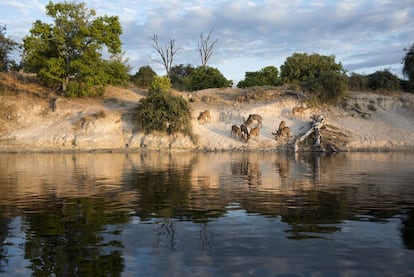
{"left": 1, "top": 74, "right": 413, "bottom": 153}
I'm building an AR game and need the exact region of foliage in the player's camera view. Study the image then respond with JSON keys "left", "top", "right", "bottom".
{"left": 135, "top": 76, "right": 192, "bottom": 135}
{"left": 103, "top": 54, "right": 130, "bottom": 87}
{"left": 133, "top": 65, "right": 156, "bottom": 89}
{"left": 367, "top": 70, "right": 400, "bottom": 91}
{"left": 188, "top": 66, "right": 230, "bottom": 91}
{"left": 303, "top": 71, "right": 348, "bottom": 103}
{"left": 347, "top": 72, "right": 369, "bottom": 91}
{"left": 170, "top": 64, "right": 194, "bottom": 90}
{"left": 23, "top": 1, "right": 128, "bottom": 97}
{"left": 402, "top": 43, "right": 414, "bottom": 91}
{"left": 280, "top": 52, "right": 344, "bottom": 84}
{"left": 237, "top": 66, "right": 281, "bottom": 88}
{"left": 0, "top": 25, "right": 18, "bottom": 72}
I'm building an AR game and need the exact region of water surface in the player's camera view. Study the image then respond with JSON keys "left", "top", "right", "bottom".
{"left": 1, "top": 152, "right": 414, "bottom": 276}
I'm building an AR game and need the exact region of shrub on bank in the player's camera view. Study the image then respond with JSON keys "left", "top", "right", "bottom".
{"left": 135, "top": 76, "right": 192, "bottom": 135}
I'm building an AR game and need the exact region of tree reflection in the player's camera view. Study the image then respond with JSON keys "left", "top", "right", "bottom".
{"left": 401, "top": 208, "right": 414, "bottom": 249}
{"left": 0, "top": 213, "right": 8, "bottom": 274}
{"left": 23, "top": 197, "right": 127, "bottom": 276}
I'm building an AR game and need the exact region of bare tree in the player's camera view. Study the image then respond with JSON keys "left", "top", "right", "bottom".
{"left": 151, "top": 34, "right": 180, "bottom": 77}
{"left": 198, "top": 29, "right": 218, "bottom": 66}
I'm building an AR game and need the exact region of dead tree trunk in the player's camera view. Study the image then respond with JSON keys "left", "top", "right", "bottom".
{"left": 294, "top": 114, "right": 325, "bottom": 152}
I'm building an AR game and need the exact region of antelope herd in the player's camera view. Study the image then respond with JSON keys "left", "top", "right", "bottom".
{"left": 197, "top": 106, "right": 311, "bottom": 143}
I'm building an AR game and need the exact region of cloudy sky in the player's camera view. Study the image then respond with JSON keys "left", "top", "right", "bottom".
{"left": 1, "top": 0, "right": 413, "bottom": 83}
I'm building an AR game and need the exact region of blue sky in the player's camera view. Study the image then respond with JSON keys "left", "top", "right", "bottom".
{"left": 1, "top": 0, "right": 413, "bottom": 83}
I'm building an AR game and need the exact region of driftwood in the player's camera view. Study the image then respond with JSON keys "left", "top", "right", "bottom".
{"left": 294, "top": 114, "right": 326, "bottom": 152}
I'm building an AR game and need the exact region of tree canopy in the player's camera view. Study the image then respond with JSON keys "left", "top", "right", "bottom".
{"left": 23, "top": 1, "right": 128, "bottom": 97}
{"left": 0, "top": 25, "right": 18, "bottom": 72}
{"left": 133, "top": 65, "right": 157, "bottom": 89}
{"left": 237, "top": 66, "right": 280, "bottom": 88}
{"left": 188, "top": 66, "right": 230, "bottom": 91}
{"left": 403, "top": 43, "right": 414, "bottom": 91}
{"left": 280, "top": 53, "right": 344, "bottom": 84}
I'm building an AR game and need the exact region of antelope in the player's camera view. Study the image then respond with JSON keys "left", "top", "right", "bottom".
{"left": 247, "top": 126, "right": 260, "bottom": 141}
{"left": 240, "top": 124, "right": 249, "bottom": 140}
{"left": 197, "top": 110, "right": 211, "bottom": 124}
{"left": 244, "top": 114, "right": 263, "bottom": 128}
{"left": 231, "top": 125, "right": 242, "bottom": 139}
{"left": 274, "top": 126, "right": 291, "bottom": 140}
{"left": 291, "top": 107, "right": 309, "bottom": 118}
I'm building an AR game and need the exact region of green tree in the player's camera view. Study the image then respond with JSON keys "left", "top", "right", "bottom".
{"left": 189, "top": 66, "right": 230, "bottom": 91}
{"left": 135, "top": 76, "right": 192, "bottom": 135}
{"left": 237, "top": 65, "right": 280, "bottom": 88}
{"left": 133, "top": 65, "right": 156, "bottom": 89}
{"left": 0, "top": 25, "right": 18, "bottom": 72}
{"left": 304, "top": 70, "right": 348, "bottom": 103}
{"left": 170, "top": 64, "right": 194, "bottom": 90}
{"left": 23, "top": 1, "right": 128, "bottom": 97}
{"left": 280, "top": 52, "right": 344, "bottom": 84}
{"left": 403, "top": 43, "right": 414, "bottom": 91}
{"left": 347, "top": 72, "right": 369, "bottom": 91}
{"left": 367, "top": 70, "right": 400, "bottom": 91}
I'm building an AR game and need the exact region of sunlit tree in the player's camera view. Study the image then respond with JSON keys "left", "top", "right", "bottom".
{"left": 23, "top": 1, "right": 128, "bottom": 97}
{"left": 0, "top": 25, "right": 18, "bottom": 72}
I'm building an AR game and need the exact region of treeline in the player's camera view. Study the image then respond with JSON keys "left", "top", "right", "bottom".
{"left": 1, "top": 1, "right": 414, "bottom": 137}
{"left": 1, "top": 1, "right": 413, "bottom": 100}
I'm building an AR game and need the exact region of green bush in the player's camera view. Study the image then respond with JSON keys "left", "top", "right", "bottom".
{"left": 135, "top": 76, "right": 192, "bottom": 135}
{"left": 303, "top": 71, "right": 347, "bottom": 103}
{"left": 189, "top": 66, "right": 230, "bottom": 91}
{"left": 348, "top": 73, "right": 369, "bottom": 91}
{"left": 133, "top": 65, "right": 156, "bottom": 89}
{"left": 170, "top": 64, "right": 194, "bottom": 91}
{"left": 367, "top": 70, "right": 400, "bottom": 91}
{"left": 280, "top": 52, "right": 344, "bottom": 84}
{"left": 237, "top": 66, "right": 281, "bottom": 88}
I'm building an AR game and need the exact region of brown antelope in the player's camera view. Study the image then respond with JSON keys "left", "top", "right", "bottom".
{"left": 278, "top": 120, "right": 286, "bottom": 130}
{"left": 272, "top": 120, "right": 287, "bottom": 137}
{"left": 247, "top": 126, "right": 260, "bottom": 141}
{"left": 240, "top": 124, "right": 249, "bottom": 140}
{"left": 244, "top": 114, "right": 263, "bottom": 128}
{"left": 197, "top": 110, "right": 211, "bottom": 124}
{"left": 231, "top": 125, "right": 242, "bottom": 139}
{"left": 291, "top": 107, "right": 309, "bottom": 118}
{"left": 275, "top": 126, "right": 291, "bottom": 140}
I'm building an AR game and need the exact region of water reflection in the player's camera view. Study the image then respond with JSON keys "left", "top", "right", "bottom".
{"left": 1, "top": 152, "right": 414, "bottom": 275}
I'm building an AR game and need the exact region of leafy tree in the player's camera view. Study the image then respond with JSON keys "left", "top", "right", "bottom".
{"left": 280, "top": 52, "right": 344, "bottom": 84}
{"left": 135, "top": 76, "right": 192, "bottom": 135}
{"left": 237, "top": 65, "right": 280, "bottom": 88}
{"left": 367, "top": 70, "right": 400, "bottom": 91}
{"left": 170, "top": 64, "right": 194, "bottom": 90}
{"left": 0, "top": 25, "right": 18, "bottom": 72}
{"left": 103, "top": 53, "right": 130, "bottom": 87}
{"left": 347, "top": 72, "right": 369, "bottom": 91}
{"left": 304, "top": 70, "right": 348, "bottom": 103}
{"left": 133, "top": 65, "right": 156, "bottom": 89}
{"left": 188, "top": 66, "right": 230, "bottom": 91}
{"left": 23, "top": 1, "right": 128, "bottom": 97}
{"left": 402, "top": 43, "right": 414, "bottom": 91}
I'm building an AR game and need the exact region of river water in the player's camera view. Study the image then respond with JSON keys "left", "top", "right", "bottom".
{"left": 0, "top": 151, "right": 413, "bottom": 276}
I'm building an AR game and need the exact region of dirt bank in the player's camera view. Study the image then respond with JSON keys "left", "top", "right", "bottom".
{"left": 1, "top": 73, "right": 413, "bottom": 153}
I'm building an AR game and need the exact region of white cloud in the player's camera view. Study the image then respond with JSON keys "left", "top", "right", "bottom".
{"left": 1, "top": 0, "right": 413, "bottom": 81}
